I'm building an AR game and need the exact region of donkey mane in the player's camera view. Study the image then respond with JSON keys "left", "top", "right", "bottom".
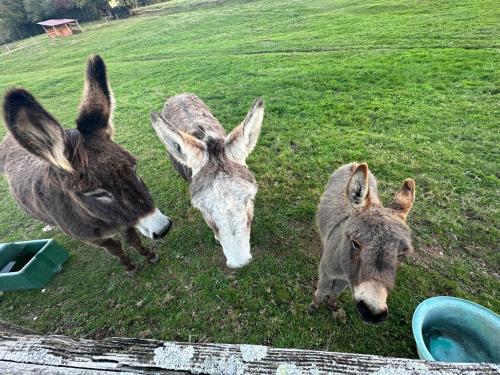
{"left": 204, "top": 137, "right": 255, "bottom": 181}
{"left": 38, "top": 129, "right": 88, "bottom": 178}
{"left": 189, "top": 137, "right": 256, "bottom": 198}
{"left": 205, "top": 137, "right": 225, "bottom": 158}
{"left": 36, "top": 130, "right": 87, "bottom": 187}
{"left": 65, "top": 129, "right": 88, "bottom": 170}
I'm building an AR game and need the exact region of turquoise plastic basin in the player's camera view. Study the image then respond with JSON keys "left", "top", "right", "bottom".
{"left": 412, "top": 296, "right": 500, "bottom": 363}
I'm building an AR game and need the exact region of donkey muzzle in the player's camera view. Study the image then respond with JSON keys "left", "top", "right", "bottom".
{"left": 226, "top": 253, "right": 252, "bottom": 269}
{"left": 353, "top": 281, "right": 389, "bottom": 324}
{"left": 136, "top": 208, "right": 172, "bottom": 240}
{"left": 152, "top": 220, "right": 172, "bottom": 239}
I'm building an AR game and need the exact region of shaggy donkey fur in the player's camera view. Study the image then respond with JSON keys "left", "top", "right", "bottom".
{"left": 151, "top": 94, "right": 264, "bottom": 268}
{"left": 0, "top": 55, "right": 172, "bottom": 274}
{"left": 310, "top": 163, "right": 415, "bottom": 323}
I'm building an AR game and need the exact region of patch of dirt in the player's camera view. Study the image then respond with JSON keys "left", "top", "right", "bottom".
{"left": 406, "top": 242, "right": 448, "bottom": 273}
{"left": 303, "top": 235, "right": 323, "bottom": 259}
{"left": 299, "top": 224, "right": 323, "bottom": 259}
{"left": 270, "top": 218, "right": 323, "bottom": 260}
{"left": 462, "top": 208, "right": 484, "bottom": 221}
{"left": 420, "top": 245, "right": 444, "bottom": 258}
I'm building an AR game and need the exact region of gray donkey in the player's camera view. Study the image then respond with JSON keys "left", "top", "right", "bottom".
{"left": 0, "top": 55, "right": 172, "bottom": 274}
{"left": 150, "top": 94, "right": 264, "bottom": 268}
{"left": 310, "top": 162, "right": 415, "bottom": 323}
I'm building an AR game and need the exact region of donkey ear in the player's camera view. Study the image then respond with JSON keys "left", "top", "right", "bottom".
{"left": 225, "top": 98, "right": 264, "bottom": 165}
{"left": 76, "top": 55, "right": 114, "bottom": 139}
{"left": 3, "top": 89, "right": 73, "bottom": 172}
{"left": 346, "top": 163, "right": 370, "bottom": 208}
{"left": 150, "top": 112, "right": 206, "bottom": 172}
{"left": 389, "top": 178, "right": 415, "bottom": 221}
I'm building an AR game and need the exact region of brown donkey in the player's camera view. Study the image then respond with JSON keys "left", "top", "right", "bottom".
{"left": 0, "top": 55, "right": 172, "bottom": 274}
{"left": 310, "top": 163, "right": 415, "bottom": 323}
{"left": 151, "top": 94, "right": 264, "bottom": 268}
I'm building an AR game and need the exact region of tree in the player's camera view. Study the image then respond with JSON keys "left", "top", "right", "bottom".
{"left": 22, "top": 0, "right": 54, "bottom": 22}
{"left": 0, "top": 0, "right": 107, "bottom": 43}
{"left": 0, "top": 0, "right": 39, "bottom": 43}
{"left": 119, "top": 0, "right": 136, "bottom": 13}
{"left": 23, "top": 0, "right": 108, "bottom": 25}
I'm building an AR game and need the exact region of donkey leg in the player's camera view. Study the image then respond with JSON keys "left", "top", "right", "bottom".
{"left": 124, "top": 227, "right": 159, "bottom": 263}
{"left": 90, "top": 238, "right": 137, "bottom": 274}
{"left": 327, "top": 279, "right": 348, "bottom": 310}
{"left": 309, "top": 272, "right": 334, "bottom": 313}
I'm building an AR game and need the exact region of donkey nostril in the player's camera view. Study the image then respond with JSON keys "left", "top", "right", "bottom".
{"left": 378, "top": 308, "right": 388, "bottom": 322}
{"left": 153, "top": 220, "right": 172, "bottom": 240}
{"left": 356, "top": 300, "right": 387, "bottom": 324}
{"left": 370, "top": 308, "right": 388, "bottom": 323}
{"left": 165, "top": 220, "right": 173, "bottom": 233}
{"left": 356, "top": 300, "right": 370, "bottom": 319}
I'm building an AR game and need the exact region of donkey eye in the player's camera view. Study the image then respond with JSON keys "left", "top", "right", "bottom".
{"left": 83, "top": 189, "right": 114, "bottom": 201}
{"left": 351, "top": 240, "right": 361, "bottom": 252}
{"left": 174, "top": 142, "right": 182, "bottom": 154}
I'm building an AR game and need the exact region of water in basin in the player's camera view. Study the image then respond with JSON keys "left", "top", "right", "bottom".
{"left": 423, "top": 320, "right": 494, "bottom": 363}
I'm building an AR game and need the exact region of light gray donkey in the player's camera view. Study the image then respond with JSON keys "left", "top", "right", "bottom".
{"left": 310, "top": 162, "right": 415, "bottom": 323}
{"left": 0, "top": 55, "right": 172, "bottom": 274}
{"left": 150, "top": 94, "right": 264, "bottom": 268}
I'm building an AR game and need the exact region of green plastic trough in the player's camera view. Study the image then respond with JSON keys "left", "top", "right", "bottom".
{"left": 0, "top": 239, "right": 69, "bottom": 291}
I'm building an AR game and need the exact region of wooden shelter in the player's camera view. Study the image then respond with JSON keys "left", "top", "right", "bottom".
{"left": 37, "top": 19, "right": 83, "bottom": 38}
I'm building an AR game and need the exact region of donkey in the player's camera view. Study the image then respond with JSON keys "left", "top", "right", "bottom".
{"left": 309, "top": 162, "right": 415, "bottom": 323}
{"left": 0, "top": 55, "right": 172, "bottom": 274}
{"left": 150, "top": 94, "right": 264, "bottom": 268}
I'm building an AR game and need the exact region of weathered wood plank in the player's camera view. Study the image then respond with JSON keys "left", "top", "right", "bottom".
{"left": 0, "top": 322, "right": 498, "bottom": 374}
{"left": 0, "top": 361, "right": 123, "bottom": 375}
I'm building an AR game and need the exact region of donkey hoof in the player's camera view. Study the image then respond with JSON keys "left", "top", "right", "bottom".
{"left": 308, "top": 303, "right": 319, "bottom": 314}
{"left": 147, "top": 254, "right": 160, "bottom": 263}
{"left": 327, "top": 301, "right": 337, "bottom": 311}
{"left": 125, "top": 264, "right": 138, "bottom": 275}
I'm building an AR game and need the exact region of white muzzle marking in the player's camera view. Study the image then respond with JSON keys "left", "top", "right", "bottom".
{"left": 220, "top": 235, "right": 252, "bottom": 269}
{"left": 353, "top": 281, "right": 388, "bottom": 313}
{"left": 136, "top": 208, "right": 172, "bottom": 240}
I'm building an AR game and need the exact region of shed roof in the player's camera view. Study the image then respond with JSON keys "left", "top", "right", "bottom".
{"left": 37, "top": 19, "right": 77, "bottom": 27}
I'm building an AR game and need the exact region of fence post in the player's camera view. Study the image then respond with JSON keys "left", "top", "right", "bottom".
{"left": 116, "top": 14, "right": 119, "bottom": 20}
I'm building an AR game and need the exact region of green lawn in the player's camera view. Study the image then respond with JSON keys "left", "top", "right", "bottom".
{"left": 0, "top": 0, "right": 498, "bottom": 358}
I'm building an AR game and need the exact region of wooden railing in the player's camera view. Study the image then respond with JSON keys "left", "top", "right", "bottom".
{"left": 0, "top": 321, "right": 498, "bottom": 374}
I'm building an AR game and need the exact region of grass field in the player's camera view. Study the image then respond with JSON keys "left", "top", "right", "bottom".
{"left": 0, "top": 0, "right": 498, "bottom": 358}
